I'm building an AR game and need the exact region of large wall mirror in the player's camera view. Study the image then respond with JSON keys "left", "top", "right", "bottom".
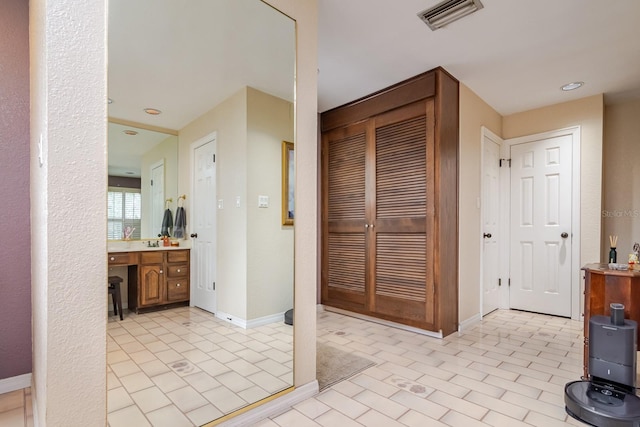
{"left": 107, "top": 1, "right": 295, "bottom": 425}
{"left": 108, "top": 121, "right": 178, "bottom": 240}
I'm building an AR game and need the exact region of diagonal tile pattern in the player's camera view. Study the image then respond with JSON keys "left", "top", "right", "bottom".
{"left": 105, "top": 307, "right": 293, "bottom": 426}
{"left": 265, "top": 309, "right": 588, "bottom": 426}
{"left": 2, "top": 308, "right": 601, "bottom": 426}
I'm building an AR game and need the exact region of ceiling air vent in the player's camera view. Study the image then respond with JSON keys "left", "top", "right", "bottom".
{"left": 418, "top": 0, "right": 484, "bottom": 31}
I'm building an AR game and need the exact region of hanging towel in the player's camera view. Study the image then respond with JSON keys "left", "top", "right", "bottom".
{"left": 160, "top": 208, "right": 173, "bottom": 237}
{"left": 174, "top": 206, "right": 187, "bottom": 239}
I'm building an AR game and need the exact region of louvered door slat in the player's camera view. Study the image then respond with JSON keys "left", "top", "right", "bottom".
{"left": 328, "top": 234, "right": 365, "bottom": 293}
{"left": 328, "top": 132, "right": 366, "bottom": 222}
{"left": 375, "top": 234, "right": 426, "bottom": 302}
{"left": 376, "top": 116, "right": 427, "bottom": 219}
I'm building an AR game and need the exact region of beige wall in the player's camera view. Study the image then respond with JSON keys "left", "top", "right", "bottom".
{"left": 30, "top": 0, "right": 107, "bottom": 425}
{"left": 178, "top": 86, "right": 295, "bottom": 323}
{"left": 179, "top": 88, "right": 249, "bottom": 320}
{"left": 602, "top": 99, "right": 640, "bottom": 260}
{"left": 141, "top": 135, "right": 179, "bottom": 238}
{"left": 247, "top": 87, "right": 295, "bottom": 320}
{"left": 458, "top": 84, "right": 502, "bottom": 323}
{"left": 503, "top": 94, "right": 604, "bottom": 267}
{"left": 458, "top": 90, "right": 605, "bottom": 325}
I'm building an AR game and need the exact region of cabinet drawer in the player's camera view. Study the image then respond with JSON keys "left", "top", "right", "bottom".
{"left": 167, "top": 264, "right": 189, "bottom": 278}
{"left": 108, "top": 252, "right": 137, "bottom": 266}
{"left": 167, "top": 279, "right": 189, "bottom": 302}
{"left": 167, "top": 250, "right": 189, "bottom": 263}
{"left": 140, "top": 251, "right": 164, "bottom": 264}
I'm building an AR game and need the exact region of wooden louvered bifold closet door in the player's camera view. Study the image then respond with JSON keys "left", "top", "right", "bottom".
{"left": 322, "top": 122, "right": 368, "bottom": 310}
{"left": 322, "top": 100, "right": 436, "bottom": 329}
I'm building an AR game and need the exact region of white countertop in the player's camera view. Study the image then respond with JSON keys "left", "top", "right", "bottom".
{"left": 108, "top": 240, "right": 191, "bottom": 253}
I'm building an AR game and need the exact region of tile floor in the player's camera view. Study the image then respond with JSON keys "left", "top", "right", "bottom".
{"left": 263, "top": 308, "right": 588, "bottom": 427}
{"left": 107, "top": 307, "right": 293, "bottom": 426}
{"left": 1, "top": 309, "right": 592, "bottom": 426}
{"left": 0, "top": 387, "right": 32, "bottom": 427}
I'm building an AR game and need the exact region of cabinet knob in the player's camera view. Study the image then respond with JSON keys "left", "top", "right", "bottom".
{"left": 159, "top": 270, "right": 163, "bottom": 274}
{"left": 110, "top": 257, "right": 115, "bottom": 261}
{"left": 176, "top": 283, "right": 181, "bottom": 287}
{"left": 177, "top": 269, "right": 181, "bottom": 273}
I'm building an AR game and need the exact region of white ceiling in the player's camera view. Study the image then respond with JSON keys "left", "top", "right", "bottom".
{"left": 317, "top": 0, "right": 640, "bottom": 115}
{"left": 108, "top": 0, "right": 295, "bottom": 131}
{"left": 108, "top": 0, "right": 640, "bottom": 133}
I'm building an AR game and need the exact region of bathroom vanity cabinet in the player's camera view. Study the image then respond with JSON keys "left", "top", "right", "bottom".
{"left": 108, "top": 248, "right": 190, "bottom": 313}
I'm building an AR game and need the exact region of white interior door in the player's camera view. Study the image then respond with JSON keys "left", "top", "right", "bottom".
{"left": 482, "top": 134, "right": 500, "bottom": 316}
{"left": 509, "top": 134, "right": 573, "bottom": 317}
{"left": 191, "top": 134, "right": 217, "bottom": 314}
{"left": 150, "top": 160, "right": 164, "bottom": 237}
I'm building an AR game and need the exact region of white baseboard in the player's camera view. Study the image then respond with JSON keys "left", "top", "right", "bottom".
{"left": 215, "top": 311, "right": 285, "bottom": 329}
{"left": 0, "top": 373, "right": 31, "bottom": 394}
{"left": 219, "top": 381, "right": 319, "bottom": 427}
{"left": 458, "top": 313, "right": 481, "bottom": 333}
{"left": 246, "top": 312, "right": 286, "bottom": 329}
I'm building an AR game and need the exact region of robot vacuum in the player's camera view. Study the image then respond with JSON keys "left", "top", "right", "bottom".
{"left": 565, "top": 304, "right": 640, "bottom": 426}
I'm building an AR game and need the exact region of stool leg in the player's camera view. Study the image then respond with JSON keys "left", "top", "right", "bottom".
{"left": 115, "top": 284, "right": 123, "bottom": 321}
{"left": 111, "top": 289, "right": 118, "bottom": 316}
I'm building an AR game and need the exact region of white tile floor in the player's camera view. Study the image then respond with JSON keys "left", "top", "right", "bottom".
{"left": 1, "top": 308, "right": 592, "bottom": 426}
{"left": 261, "top": 309, "right": 588, "bottom": 427}
{"left": 107, "top": 307, "right": 293, "bottom": 426}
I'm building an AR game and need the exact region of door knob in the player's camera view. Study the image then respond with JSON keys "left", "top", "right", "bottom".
{"left": 561, "top": 232, "right": 569, "bottom": 239}
{"left": 190, "top": 233, "right": 198, "bottom": 238}
{"left": 483, "top": 233, "right": 492, "bottom": 238}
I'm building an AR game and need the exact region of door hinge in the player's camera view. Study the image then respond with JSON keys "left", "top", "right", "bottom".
{"left": 213, "top": 154, "right": 216, "bottom": 163}
{"left": 150, "top": 179, "right": 153, "bottom": 186}
{"left": 508, "top": 278, "right": 511, "bottom": 287}
{"left": 499, "top": 158, "right": 511, "bottom": 168}
{"left": 213, "top": 281, "right": 216, "bottom": 290}
{"left": 498, "top": 278, "right": 501, "bottom": 287}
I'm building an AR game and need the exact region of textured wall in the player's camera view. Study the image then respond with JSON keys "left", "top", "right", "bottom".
{"left": 30, "top": 0, "right": 107, "bottom": 425}
{"left": 0, "top": 0, "right": 31, "bottom": 381}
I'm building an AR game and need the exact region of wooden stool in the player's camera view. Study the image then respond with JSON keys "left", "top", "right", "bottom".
{"left": 108, "top": 276, "right": 123, "bottom": 320}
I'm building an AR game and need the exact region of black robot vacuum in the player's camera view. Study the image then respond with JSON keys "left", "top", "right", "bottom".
{"left": 565, "top": 303, "right": 640, "bottom": 426}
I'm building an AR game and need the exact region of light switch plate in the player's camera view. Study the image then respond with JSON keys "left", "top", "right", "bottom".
{"left": 235, "top": 196, "right": 241, "bottom": 208}
{"left": 217, "top": 199, "right": 224, "bottom": 209}
{"left": 258, "top": 195, "right": 269, "bottom": 208}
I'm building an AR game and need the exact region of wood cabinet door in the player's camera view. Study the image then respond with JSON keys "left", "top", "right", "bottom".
{"left": 322, "top": 100, "right": 436, "bottom": 328}
{"left": 370, "top": 100, "right": 435, "bottom": 327}
{"left": 322, "top": 121, "right": 368, "bottom": 311}
{"left": 140, "top": 264, "right": 163, "bottom": 306}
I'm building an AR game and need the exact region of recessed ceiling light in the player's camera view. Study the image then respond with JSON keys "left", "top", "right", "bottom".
{"left": 144, "top": 108, "right": 162, "bottom": 115}
{"left": 561, "top": 82, "right": 584, "bottom": 91}
{"left": 125, "top": 171, "right": 135, "bottom": 175}
{"left": 123, "top": 130, "right": 138, "bottom": 136}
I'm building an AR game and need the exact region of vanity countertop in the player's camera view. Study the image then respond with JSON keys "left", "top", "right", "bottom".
{"left": 108, "top": 240, "right": 191, "bottom": 253}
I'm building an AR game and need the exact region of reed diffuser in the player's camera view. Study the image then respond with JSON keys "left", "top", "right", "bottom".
{"left": 609, "top": 235, "right": 618, "bottom": 263}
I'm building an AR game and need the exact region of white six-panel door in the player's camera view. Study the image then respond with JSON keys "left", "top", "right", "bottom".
{"left": 191, "top": 134, "right": 217, "bottom": 314}
{"left": 482, "top": 135, "right": 500, "bottom": 316}
{"left": 509, "top": 134, "right": 573, "bottom": 317}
